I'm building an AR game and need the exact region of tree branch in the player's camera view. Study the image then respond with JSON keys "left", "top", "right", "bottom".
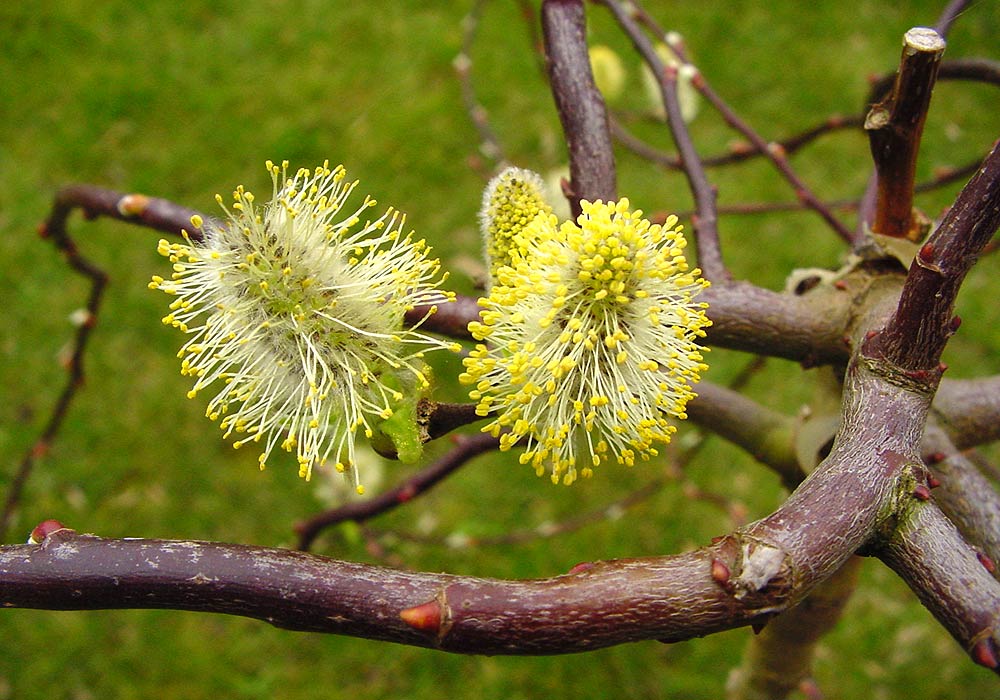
{"left": 42, "top": 183, "right": 211, "bottom": 241}
{"left": 933, "top": 375, "right": 1000, "bottom": 449}
{"left": 921, "top": 419, "right": 1000, "bottom": 570}
{"left": 868, "top": 140, "right": 1000, "bottom": 370}
{"left": 877, "top": 502, "right": 1000, "bottom": 671}
{"left": 294, "top": 432, "right": 497, "bottom": 551}
{"left": 686, "top": 382, "right": 804, "bottom": 489}
{"left": 541, "top": 0, "right": 617, "bottom": 215}
{"left": 600, "top": 0, "right": 729, "bottom": 283}
{"left": 865, "top": 27, "right": 946, "bottom": 239}
{"left": 0, "top": 345, "right": 972, "bottom": 660}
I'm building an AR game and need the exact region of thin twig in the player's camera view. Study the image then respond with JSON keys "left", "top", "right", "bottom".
{"left": 454, "top": 0, "right": 507, "bottom": 171}
{"left": 611, "top": 113, "right": 865, "bottom": 171}
{"left": 617, "top": 0, "right": 854, "bottom": 244}
{"left": 294, "top": 433, "right": 498, "bottom": 551}
{"left": 2, "top": 186, "right": 207, "bottom": 542}
{"left": 600, "top": 0, "right": 729, "bottom": 282}
{"left": 935, "top": 0, "right": 973, "bottom": 37}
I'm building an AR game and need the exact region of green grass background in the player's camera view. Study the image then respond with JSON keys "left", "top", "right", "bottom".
{"left": 1, "top": 1, "right": 999, "bottom": 698}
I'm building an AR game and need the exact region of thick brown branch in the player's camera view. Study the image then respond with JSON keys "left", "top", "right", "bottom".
{"left": 700, "top": 282, "right": 853, "bottom": 366}
{"left": 0, "top": 526, "right": 782, "bottom": 654}
{"left": 418, "top": 282, "right": 860, "bottom": 365}
{"left": 541, "top": 0, "right": 617, "bottom": 216}
{"left": 933, "top": 375, "right": 1000, "bottom": 448}
{"left": 922, "top": 420, "right": 1000, "bottom": 570}
{"left": 877, "top": 502, "right": 1000, "bottom": 672}
{"left": 869, "top": 140, "right": 1000, "bottom": 370}
{"left": 0, "top": 351, "right": 954, "bottom": 657}
{"left": 865, "top": 28, "right": 946, "bottom": 239}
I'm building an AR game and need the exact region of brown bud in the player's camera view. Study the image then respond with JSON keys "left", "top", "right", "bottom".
{"left": 977, "top": 551, "right": 996, "bottom": 574}
{"left": 971, "top": 638, "right": 999, "bottom": 669}
{"left": 28, "top": 519, "right": 67, "bottom": 544}
{"left": 710, "top": 558, "right": 731, "bottom": 585}
{"left": 400, "top": 599, "right": 443, "bottom": 633}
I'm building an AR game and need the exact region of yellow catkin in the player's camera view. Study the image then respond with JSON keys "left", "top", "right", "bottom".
{"left": 462, "top": 183, "right": 711, "bottom": 485}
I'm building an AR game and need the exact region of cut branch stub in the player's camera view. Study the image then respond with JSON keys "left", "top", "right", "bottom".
{"left": 865, "top": 27, "right": 946, "bottom": 239}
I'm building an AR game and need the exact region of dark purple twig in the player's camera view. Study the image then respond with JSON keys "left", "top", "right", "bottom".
{"left": 611, "top": 113, "right": 865, "bottom": 172}
{"left": 454, "top": 0, "right": 507, "bottom": 170}
{"left": 2, "top": 186, "right": 209, "bottom": 542}
{"left": 295, "top": 433, "right": 498, "bottom": 551}
{"left": 541, "top": 0, "right": 617, "bottom": 215}
{"left": 600, "top": 0, "right": 729, "bottom": 283}
{"left": 935, "top": 0, "right": 974, "bottom": 38}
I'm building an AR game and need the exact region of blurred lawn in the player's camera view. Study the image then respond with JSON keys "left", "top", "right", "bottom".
{"left": 1, "top": 1, "right": 998, "bottom": 698}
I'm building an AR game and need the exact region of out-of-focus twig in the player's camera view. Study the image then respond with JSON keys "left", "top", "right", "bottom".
{"left": 600, "top": 0, "right": 729, "bottom": 282}
{"left": 2, "top": 186, "right": 208, "bottom": 542}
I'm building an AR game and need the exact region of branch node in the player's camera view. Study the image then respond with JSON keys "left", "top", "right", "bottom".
{"left": 733, "top": 540, "right": 787, "bottom": 599}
